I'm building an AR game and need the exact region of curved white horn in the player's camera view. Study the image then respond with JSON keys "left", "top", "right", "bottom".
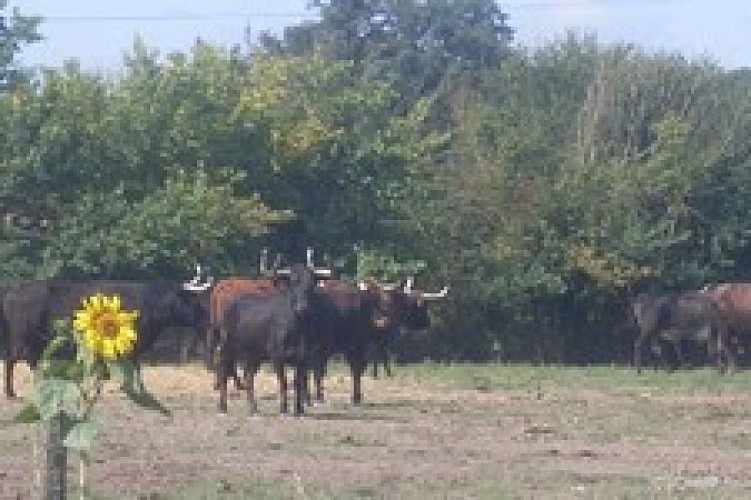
{"left": 403, "top": 277, "right": 414, "bottom": 294}
{"left": 377, "top": 281, "right": 398, "bottom": 291}
{"left": 272, "top": 253, "right": 283, "bottom": 270}
{"left": 306, "top": 247, "right": 314, "bottom": 268}
{"left": 313, "top": 268, "right": 332, "bottom": 278}
{"left": 185, "top": 264, "right": 203, "bottom": 287}
{"left": 418, "top": 286, "right": 450, "bottom": 300}
{"left": 260, "top": 248, "right": 268, "bottom": 274}
{"left": 183, "top": 279, "right": 212, "bottom": 292}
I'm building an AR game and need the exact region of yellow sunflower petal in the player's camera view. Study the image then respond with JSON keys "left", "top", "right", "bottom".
{"left": 72, "top": 293, "right": 140, "bottom": 361}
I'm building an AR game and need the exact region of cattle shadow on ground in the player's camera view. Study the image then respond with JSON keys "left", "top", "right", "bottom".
{"left": 360, "top": 399, "right": 425, "bottom": 409}
{"left": 303, "top": 410, "right": 410, "bottom": 423}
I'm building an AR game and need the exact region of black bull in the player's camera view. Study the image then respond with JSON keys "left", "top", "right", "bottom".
{"left": 3, "top": 279, "right": 209, "bottom": 398}
{"left": 631, "top": 291, "right": 735, "bottom": 374}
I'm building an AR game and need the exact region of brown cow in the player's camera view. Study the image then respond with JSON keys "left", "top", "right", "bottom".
{"left": 207, "top": 277, "right": 278, "bottom": 389}
{"left": 701, "top": 283, "right": 751, "bottom": 366}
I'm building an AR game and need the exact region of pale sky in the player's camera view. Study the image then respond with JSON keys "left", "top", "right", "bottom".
{"left": 11, "top": 0, "right": 751, "bottom": 72}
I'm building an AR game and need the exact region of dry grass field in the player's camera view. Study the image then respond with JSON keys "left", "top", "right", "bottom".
{"left": 1, "top": 361, "right": 751, "bottom": 499}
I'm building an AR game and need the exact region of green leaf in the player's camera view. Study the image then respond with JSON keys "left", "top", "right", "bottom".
{"left": 110, "top": 360, "right": 171, "bottom": 416}
{"left": 63, "top": 420, "right": 99, "bottom": 451}
{"left": 13, "top": 403, "right": 41, "bottom": 424}
{"left": 121, "top": 385, "right": 172, "bottom": 417}
{"left": 40, "top": 333, "right": 73, "bottom": 365}
{"left": 108, "top": 359, "right": 135, "bottom": 388}
{"left": 44, "top": 360, "right": 85, "bottom": 382}
{"left": 34, "top": 378, "right": 80, "bottom": 420}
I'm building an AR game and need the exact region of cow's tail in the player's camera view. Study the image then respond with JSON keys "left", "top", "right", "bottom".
{"left": 205, "top": 322, "right": 220, "bottom": 370}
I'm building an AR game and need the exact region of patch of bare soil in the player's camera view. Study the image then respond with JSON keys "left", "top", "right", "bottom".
{"left": 1, "top": 363, "right": 751, "bottom": 498}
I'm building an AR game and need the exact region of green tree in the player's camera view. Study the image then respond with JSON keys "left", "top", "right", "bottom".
{"left": 231, "top": 52, "right": 448, "bottom": 261}
{"left": 0, "top": 0, "right": 41, "bottom": 91}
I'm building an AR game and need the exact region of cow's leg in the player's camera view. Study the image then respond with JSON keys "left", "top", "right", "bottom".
{"left": 302, "top": 370, "right": 312, "bottom": 406}
{"left": 349, "top": 351, "right": 367, "bottom": 406}
{"left": 305, "top": 349, "right": 325, "bottom": 405}
{"left": 207, "top": 322, "right": 228, "bottom": 396}
{"left": 214, "top": 371, "right": 221, "bottom": 391}
{"left": 217, "top": 357, "right": 230, "bottom": 414}
{"left": 724, "top": 334, "right": 736, "bottom": 374}
{"left": 314, "top": 358, "right": 326, "bottom": 404}
{"left": 293, "top": 362, "right": 306, "bottom": 415}
{"left": 206, "top": 323, "right": 218, "bottom": 371}
{"left": 4, "top": 358, "right": 16, "bottom": 399}
{"left": 384, "top": 343, "right": 393, "bottom": 378}
{"left": 275, "top": 362, "right": 289, "bottom": 414}
{"left": 245, "top": 362, "right": 258, "bottom": 416}
{"left": 713, "top": 329, "right": 734, "bottom": 375}
{"left": 371, "top": 342, "right": 380, "bottom": 379}
{"left": 179, "top": 328, "right": 200, "bottom": 364}
{"left": 719, "top": 326, "right": 735, "bottom": 375}
{"left": 232, "top": 363, "right": 246, "bottom": 390}
{"left": 707, "top": 333, "right": 725, "bottom": 373}
{"left": 669, "top": 341, "right": 682, "bottom": 373}
{"left": 633, "top": 335, "right": 644, "bottom": 374}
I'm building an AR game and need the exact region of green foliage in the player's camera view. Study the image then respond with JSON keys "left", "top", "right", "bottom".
{"left": 63, "top": 421, "right": 100, "bottom": 451}
{"left": 3, "top": 8, "right": 751, "bottom": 362}
{"left": 354, "top": 247, "right": 426, "bottom": 281}
{"left": 0, "top": 0, "right": 41, "bottom": 91}
{"left": 41, "top": 171, "right": 290, "bottom": 278}
{"left": 231, "top": 52, "right": 448, "bottom": 255}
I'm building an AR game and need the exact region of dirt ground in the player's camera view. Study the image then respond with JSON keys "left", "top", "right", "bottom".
{"left": 1, "top": 362, "right": 751, "bottom": 499}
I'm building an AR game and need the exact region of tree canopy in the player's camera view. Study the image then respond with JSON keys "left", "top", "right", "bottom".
{"left": 4, "top": 3, "right": 751, "bottom": 362}
{"left": 0, "top": 0, "right": 41, "bottom": 91}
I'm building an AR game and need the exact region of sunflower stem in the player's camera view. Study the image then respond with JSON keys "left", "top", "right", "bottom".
{"left": 79, "top": 449, "right": 90, "bottom": 500}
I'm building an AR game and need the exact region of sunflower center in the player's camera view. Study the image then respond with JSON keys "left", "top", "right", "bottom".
{"left": 95, "top": 313, "right": 120, "bottom": 339}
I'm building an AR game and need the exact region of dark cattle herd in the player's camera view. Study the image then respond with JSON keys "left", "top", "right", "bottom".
{"left": 0, "top": 248, "right": 451, "bottom": 416}
{"left": 5, "top": 247, "right": 751, "bottom": 417}
{"left": 628, "top": 282, "right": 751, "bottom": 374}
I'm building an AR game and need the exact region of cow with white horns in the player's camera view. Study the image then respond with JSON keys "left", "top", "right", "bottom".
{"left": 367, "top": 276, "right": 449, "bottom": 379}
{"left": 306, "top": 273, "right": 449, "bottom": 406}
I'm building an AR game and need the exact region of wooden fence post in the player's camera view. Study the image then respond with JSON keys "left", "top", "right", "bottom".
{"left": 44, "top": 411, "right": 67, "bottom": 500}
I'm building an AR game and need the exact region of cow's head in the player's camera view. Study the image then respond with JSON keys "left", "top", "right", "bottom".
{"left": 356, "top": 280, "right": 390, "bottom": 330}
{"left": 149, "top": 284, "right": 207, "bottom": 330}
{"left": 275, "top": 262, "right": 330, "bottom": 319}
{"left": 370, "top": 276, "right": 449, "bottom": 337}
{"left": 159, "top": 264, "right": 214, "bottom": 327}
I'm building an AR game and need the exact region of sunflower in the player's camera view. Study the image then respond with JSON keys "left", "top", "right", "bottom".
{"left": 73, "top": 294, "right": 139, "bottom": 361}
